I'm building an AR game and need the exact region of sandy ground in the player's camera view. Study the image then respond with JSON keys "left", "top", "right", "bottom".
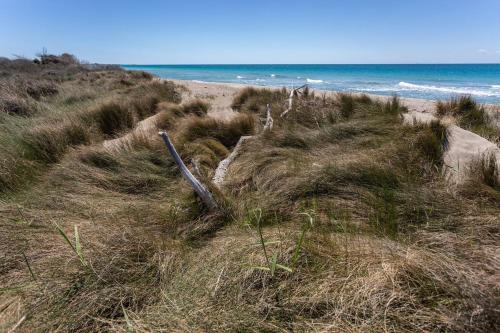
{"left": 104, "top": 78, "right": 500, "bottom": 183}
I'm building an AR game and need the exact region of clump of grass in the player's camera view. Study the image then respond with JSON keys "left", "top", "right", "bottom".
{"left": 178, "top": 113, "right": 256, "bottom": 148}
{"left": 78, "top": 148, "right": 120, "bottom": 170}
{"left": 63, "top": 92, "right": 95, "bottom": 105}
{"left": 384, "top": 95, "right": 406, "bottom": 115}
{"left": 467, "top": 152, "right": 499, "bottom": 190}
{"left": 89, "top": 102, "right": 134, "bottom": 136}
{"left": 436, "top": 95, "right": 487, "bottom": 128}
{"left": 182, "top": 99, "right": 210, "bottom": 116}
{"left": 414, "top": 120, "right": 449, "bottom": 166}
{"left": 355, "top": 93, "right": 373, "bottom": 104}
{"left": 128, "top": 80, "right": 181, "bottom": 105}
{"left": 22, "top": 121, "right": 91, "bottom": 163}
{"left": 337, "top": 93, "right": 355, "bottom": 118}
{"left": 231, "top": 87, "right": 286, "bottom": 113}
{"left": 155, "top": 103, "right": 185, "bottom": 129}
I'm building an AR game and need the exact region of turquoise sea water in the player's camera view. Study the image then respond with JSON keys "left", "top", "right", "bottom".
{"left": 122, "top": 64, "right": 500, "bottom": 104}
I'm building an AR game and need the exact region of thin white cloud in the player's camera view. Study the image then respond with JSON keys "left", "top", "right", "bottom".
{"left": 477, "top": 49, "right": 488, "bottom": 54}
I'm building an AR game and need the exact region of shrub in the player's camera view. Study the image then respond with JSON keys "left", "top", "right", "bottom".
{"left": 25, "top": 80, "right": 59, "bottom": 100}
{"left": 129, "top": 70, "right": 154, "bottom": 80}
{"left": 0, "top": 95, "right": 36, "bottom": 116}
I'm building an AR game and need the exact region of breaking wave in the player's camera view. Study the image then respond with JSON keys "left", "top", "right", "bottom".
{"left": 397, "top": 82, "right": 499, "bottom": 97}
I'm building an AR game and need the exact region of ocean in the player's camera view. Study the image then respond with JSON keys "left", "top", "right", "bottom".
{"left": 122, "top": 64, "right": 500, "bottom": 104}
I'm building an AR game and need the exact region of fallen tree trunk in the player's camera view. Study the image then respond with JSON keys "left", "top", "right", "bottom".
{"left": 159, "top": 131, "right": 218, "bottom": 210}
{"left": 212, "top": 135, "right": 254, "bottom": 188}
{"left": 280, "top": 84, "right": 307, "bottom": 118}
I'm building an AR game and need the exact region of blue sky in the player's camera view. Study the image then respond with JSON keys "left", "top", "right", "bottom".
{"left": 1, "top": 0, "right": 499, "bottom": 64}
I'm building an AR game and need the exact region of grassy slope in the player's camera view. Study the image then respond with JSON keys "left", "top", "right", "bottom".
{"left": 0, "top": 63, "right": 499, "bottom": 333}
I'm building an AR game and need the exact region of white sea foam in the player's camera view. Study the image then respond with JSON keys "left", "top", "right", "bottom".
{"left": 491, "top": 85, "right": 500, "bottom": 89}
{"left": 307, "top": 78, "right": 323, "bottom": 83}
{"left": 256, "top": 79, "right": 266, "bottom": 82}
{"left": 397, "top": 82, "right": 498, "bottom": 97}
{"left": 236, "top": 75, "right": 244, "bottom": 79}
{"left": 270, "top": 74, "right": 276, "bottom": 77}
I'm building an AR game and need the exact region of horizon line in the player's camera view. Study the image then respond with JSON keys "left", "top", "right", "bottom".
{"left": 120, "top": 63, "right": 500, "bottom": 66}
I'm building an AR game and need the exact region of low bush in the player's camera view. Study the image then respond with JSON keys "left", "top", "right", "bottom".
{"left": 25, "top": 80, "right": 59, "bottom": 99}
{"left": 0, "top": 94, "right": 36, "bottom": 116}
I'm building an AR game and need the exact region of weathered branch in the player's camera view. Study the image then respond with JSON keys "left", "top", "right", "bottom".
{"left": 191, "top": 158, "right": 203, "bottom": 179}
{"left": 212, "top": 135, "right": 253, "bottom": 188}
{"left": 280, "top": 84, "right": 308, "bottom": 118}
{"left": 159, "top": 131, "right": 218, "bottom": 210}
{"left": 263, "top": 104, "right": 273, "bottom": 131}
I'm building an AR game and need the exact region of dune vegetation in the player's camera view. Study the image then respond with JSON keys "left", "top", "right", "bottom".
{"left": 0, "top": 56, "right": 499, "bottom": 332}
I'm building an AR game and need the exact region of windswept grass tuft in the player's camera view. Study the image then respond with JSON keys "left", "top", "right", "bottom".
{"left": 178, "top": 113, "right": 256, "bottom": 148}
{"left": 414, "top": 120, "right": 449, "bottom": 166}
{"left": 437, "top": 95, "right": 487, "bottom": 128}
{"left": 181, "top": 99, "right": 210, "bottom": 116}
{"left": 88, "top": 102, "right": 134, "bottom": 137}
{"left": 22, "top": 121, "right": 91, "bottom": 163}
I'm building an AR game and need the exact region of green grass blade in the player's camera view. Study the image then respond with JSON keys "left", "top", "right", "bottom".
{"left": 55, "top": 223, "right": 77, "bottom": 254}
{"left": 22, "top": 252, "right": 36, "bottom": 281}
{"left": 276, "top": 264, "right": 293, "bottom": 273}
{"left": 74, "top": 225, "right": 87, "bottom": 266}
{"left": 270, "top": 252, "right": 278, "bottom": 277}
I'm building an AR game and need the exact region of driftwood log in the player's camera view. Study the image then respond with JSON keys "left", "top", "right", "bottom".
{"left": 263, "top": 104, "right": 274, "bottom": 131}
{"left": 212, "top": 135, "right": 254, "bottom": 188}
{"left": 280, "top": 84, "right": 308, "bottom": 118}
{"left": 159, "top": 131, "right": 218, "bottom": 210}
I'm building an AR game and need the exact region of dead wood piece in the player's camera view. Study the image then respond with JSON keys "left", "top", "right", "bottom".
{"left": 159, "top": 131, "right": 218, "bottom": 210}
{"left": 212, "top": 135, "right": 254, "bottom": 187}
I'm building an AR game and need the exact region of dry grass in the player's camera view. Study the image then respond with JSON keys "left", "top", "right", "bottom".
{"left": 177, "top": 113, "right": 256, "bottom": 148}
{"left": 436, "top": 95, "right": 500, "bottom": 143}
{"left": 0, "top": 58, "right": 181, "bottom": 193}
{"left": 0, "top": 73, "right": 498, "bottom": 332}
